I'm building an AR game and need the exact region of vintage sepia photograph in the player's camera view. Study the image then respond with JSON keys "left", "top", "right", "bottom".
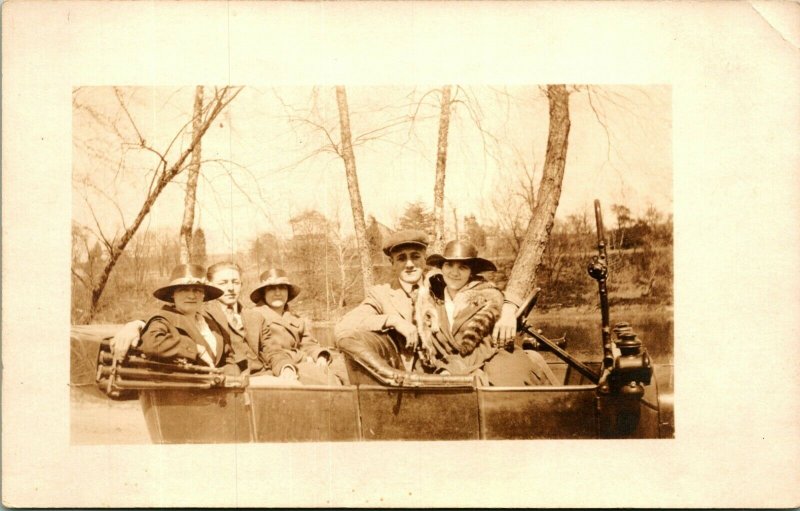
{"left": 70, "top": 84, "right": 673, "bottom": 443}
{"left": 5, "top": 1, "right": 798, "bottom": 507}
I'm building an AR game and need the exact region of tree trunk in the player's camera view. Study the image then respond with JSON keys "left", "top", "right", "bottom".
{"left": 179, "top": 86, "right": 204, "bottom": 264}
{"left": 503, "top": 85, "right": 571, "bottom": 306}
{"left": 338, "top": 245, "right": 347, "bottom": 309}
{"left": 335, "top": 86, "right": 374, "bottom": 291}
{"left": 89, "top": 86, "right": 242, "bottom": 318}
{"left": 431, "top": 85, "right": 452, "bottom": 254}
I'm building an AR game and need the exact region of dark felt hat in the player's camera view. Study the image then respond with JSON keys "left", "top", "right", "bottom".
{"left": 382, "top": 229, "right": 429, "bottom": 256}
{"left": 425, "top": 240, "right": 497, "bottom": 274}
{"left": 153, "top": 264, "right": 224, "bottom": 303}
{"left": 249, "top": 268, "right": 301, "bottom": 304}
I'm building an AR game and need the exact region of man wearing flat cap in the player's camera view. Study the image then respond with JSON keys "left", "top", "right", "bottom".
{"left": 335, "top": 229, "right": 432, "bottom": 384}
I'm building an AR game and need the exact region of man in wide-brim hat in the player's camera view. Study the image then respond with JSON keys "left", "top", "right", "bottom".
{"left": 139, "top": 264, "right": 239, "bottom": 372}
{"left": 243, "top": 268, "right": 346, "bottom": 385}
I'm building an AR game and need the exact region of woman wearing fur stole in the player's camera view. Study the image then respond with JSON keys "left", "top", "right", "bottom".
{"left": 419, "top": 240, "right": 558, "bottom": 386}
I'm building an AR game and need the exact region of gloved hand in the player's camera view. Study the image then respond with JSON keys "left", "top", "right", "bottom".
{"left": 109, "top": 320, "right": 145, "bottom": 360}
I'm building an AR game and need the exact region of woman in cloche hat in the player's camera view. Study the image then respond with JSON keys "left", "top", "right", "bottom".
{"left": 139, "top": 264, "right": 238, "bottom": 371}
{"left": 420, "top": 240, "right": 558, "bottom": 386}
{"left": 242, "top": 268, "right": 346, "bottom": 385}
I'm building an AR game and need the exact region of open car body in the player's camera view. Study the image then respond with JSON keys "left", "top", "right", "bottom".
{"left": 91, "top": 335, "right": 673, "bottom": 442}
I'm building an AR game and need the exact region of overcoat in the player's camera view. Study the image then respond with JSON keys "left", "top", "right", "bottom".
{"left": 427, "top": 275, "right": 558, "bottom": 386}
{"left": 334, "top": 279, "right": 415, "bottom": 336}
{"left": 204, "top": 300, "right": 264, "bottom": 373}
{"left": 426, "top": 276, "right": 504, "bottom": 377}
{"left": 140, "top": 305, "right": 238, "bottom": 373}
{"left": 243, "top": 305, "right": 330, "bottom": 376}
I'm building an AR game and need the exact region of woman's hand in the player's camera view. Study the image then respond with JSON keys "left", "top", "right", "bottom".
{"left": 109, "top": 320, "right": 145, "bottom": 360}
{"left": 492, "top": 303, "right": 518, "bottom": 348}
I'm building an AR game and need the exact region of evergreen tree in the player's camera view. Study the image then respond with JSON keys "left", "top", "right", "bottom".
{"left": 396, "top": 201, "right": 435, "bottom": 236}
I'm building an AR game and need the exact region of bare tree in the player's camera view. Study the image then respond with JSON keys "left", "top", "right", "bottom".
{"left": 489, "top": 157, "right": 539, "bottom": 258}
{"left": 82, "top": 86, "right": 242, "bottom": 318}
{"left": 431, "top": 85, "right": 452, "bottom": 254}
{"left": 611, "top": 203, "right": 633, "bottom": 250}
{"left": 328, "top": 217, "right": 361, "bottom": 311}
{"left": 154, "top": 228, "right": 181, "bottom": 277}
{"left": 503, "top": 85, "right": 571, "bottom": 306}
{"left": 335, "top": 86, "right": 374, "bottom": 291}
{"left": 179, "top": 86, "right": 204, "bottom": 264}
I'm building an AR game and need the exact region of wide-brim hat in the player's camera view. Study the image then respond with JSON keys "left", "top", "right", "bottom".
{"left": 249, "top": 268, "right": 301, "bottom": 304}
{"left": 425, "top": 240, "right": 497, "bottom": 274}
{"left": 153, "top": 264, "right": 224, "bottom": 303}
{"left": 382, "top": 229, "right": 429, "bottom": 256}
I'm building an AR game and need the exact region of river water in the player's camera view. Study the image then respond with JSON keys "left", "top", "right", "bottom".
{"left": 531, "top": 307, "right": 674, "bottom": 364}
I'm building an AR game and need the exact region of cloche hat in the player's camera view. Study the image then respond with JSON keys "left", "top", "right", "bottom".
{"left": 425, "top": 240, "right": 497, "bottom": 274}
{"left": 153, "top": 264, "right": 224, "bottom": 302}
{"left": 249, "top": 268, "right": 301, "bottom": 304}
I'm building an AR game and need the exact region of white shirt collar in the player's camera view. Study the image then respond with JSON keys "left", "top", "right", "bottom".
{"left": 398, "top": 280, "right": 415, "bottom": 294}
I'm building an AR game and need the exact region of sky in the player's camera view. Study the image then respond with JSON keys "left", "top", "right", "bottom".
{"left": 72, "top": 85, "right": 672, "bottom": 256}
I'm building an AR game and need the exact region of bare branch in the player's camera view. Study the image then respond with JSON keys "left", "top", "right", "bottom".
{"left": 86, "top": 86, "right": 243, "bottom": 317}
{"left": 71, "top": 268, "right": 92, "bottom": 290}
{"left": 78, "top": 190, "right": 115, "bottom": 252}
{"left": 113, "top": 87, "right": 146, "bottom": 145}
{"left": 81, "top": 179, "right": 129, "bottom": 232}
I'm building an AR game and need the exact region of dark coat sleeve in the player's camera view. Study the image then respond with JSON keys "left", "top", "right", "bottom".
{"left": 241, "top": 308, "right": 264, "bottom": 359}
{"left": 298, "top": 318, "right": 330, "bottom": 360}
{"left": 262, "top": 321, "right": 294, "bottom": 376}
{"left": 139, "top": 316, "right": 199, "bottom": 361}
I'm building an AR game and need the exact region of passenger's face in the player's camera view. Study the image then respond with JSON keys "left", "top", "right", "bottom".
{"left": 264, "top": 285, "right": 289, "bottom": 310}
{"left": 173, "top": 286, "right": 205, "bottom": 315}
{"left": 442, "top": 261, "right": 472, "bottom": 292}
{"left": 210, "top": 268, "right": 242, "bottom": 307}
{"left": 390, "top": 246, "right": 425, "bottom": 285}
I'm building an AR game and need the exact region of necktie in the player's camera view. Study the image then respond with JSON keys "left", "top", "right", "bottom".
{"left": 410, "top": 284, "right": 420, "bottom": 323}
{"left": 226, "top": 305, "right": 243, "bottom": 331}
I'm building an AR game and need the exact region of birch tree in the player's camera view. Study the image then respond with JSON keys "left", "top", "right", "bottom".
{"left": 335, "top": 86, "right": 374, "bottom": 291}
{"left": 179, "top": 86, "right": 204, "bottom": 264}
{"left": 431, "top": 85, "right": 452, "bottom": 254}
